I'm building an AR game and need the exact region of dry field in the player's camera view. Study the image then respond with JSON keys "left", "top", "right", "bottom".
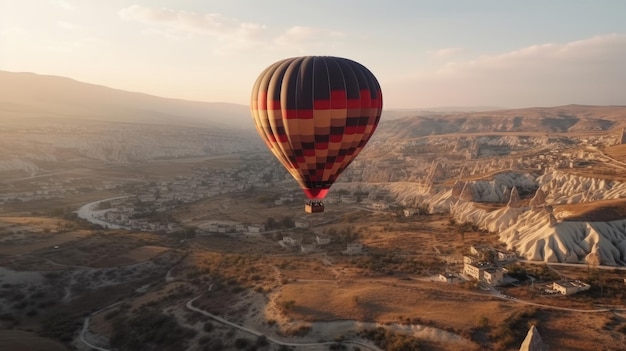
{"left": 120, "top": 245, "right": 170, "bottom": 261}
{"left": 0, "top": 216, "right": 91, "bottom": 256}
{"left": 2, "top": 188, "right": 624, "bottom": 350}
{"left": 36, "top": 231, "right": 175, "bottom": 268}
{"left": 277, "top": 279, "right": 507, "bottom": 327}
{"left": 0, "top": 190, "right": 119, "bottom": 216}
{"left": 176, "top": 191, "right": 314, "bottom": 226}
{"left": 604, "top": 144, "right": 626, "bottom": 163}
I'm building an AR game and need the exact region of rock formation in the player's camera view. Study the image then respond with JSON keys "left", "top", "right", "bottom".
{"left": 451, "top": 181, "right": 465, "bottom": 197}
{"left": 507, "top": 187, "right": 521, "bottom": 208}
{"left": 459, "top": 182, "right": 474, "bottom": 202}
{"left": 548, "top": 213, "right": 557, "bottom": 228}
{"left": 585, "top": 243, "right": 602, "bottom": 266}
{"left": 519, "top": 325, "right": 548, "bottom": 351}
{"left": 529, "top": 188, "right": 546, "bottom": 208}
{"left": 428, "top": 161, "right": 446, "bottom": 183}
{"left": 379, "top": 170, "right": 626, "bottom": 266}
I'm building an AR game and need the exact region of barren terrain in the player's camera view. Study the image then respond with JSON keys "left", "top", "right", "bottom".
{"left": 1, "top": 94, "right": 626, "bottom": 350}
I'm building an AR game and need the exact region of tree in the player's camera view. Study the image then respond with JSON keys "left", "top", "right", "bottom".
{"left": 265, "top": 217, "right": 278, "bottom": 230}
{"left": 181, "top": 226, "right": 197, "bottom": 239}
{"left": 280, "top": 216, "right": 294, "bottom": 228}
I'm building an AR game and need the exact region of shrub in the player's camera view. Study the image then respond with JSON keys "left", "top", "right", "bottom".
{"left": 234, "top": 337, "right": 249, "bottom": 349}
{"left": 110, "top": 311, "right": 197, "bottom": 351}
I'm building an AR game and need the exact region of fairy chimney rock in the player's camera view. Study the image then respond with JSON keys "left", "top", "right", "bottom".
{"left": 548, "top": 212, "right": 558, "bottom": 228}
{"left": 530, "top": 189, "right": 546, "bottom": 208}
{"left": 507, "top": 187, "right": 521, "bottom": 208}
{"left": 459, "top": 182, "right": 475, "bottom": 202}
{"left": 451, "top": 180, "right": 465, "bottom": 197}
{"left": 519, "top": 325, "right": 548, "bottom": 351}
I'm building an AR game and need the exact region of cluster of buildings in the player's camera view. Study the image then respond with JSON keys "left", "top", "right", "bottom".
{"left": 72, "top": 155, "right": 296, "bottom": 231}
{"left": 278, "top": 234, "right": 332, "bottom": 254}
{"left": 460, "top": 244, "right": 515, "bottom": 286}
{"left": 453, "top": 244, "right": 591, "bottom": 296}
{"left": 1, "top": 153, "right": 288, "bottom": 208}
{"left": 0, "top": 177, "right": 119, "bottom": 205}
{"left": 278, "top": 234, "right": 364, "bottom": 256}
{"left": 549, "top": 280, "right": 590, "bottom": 295}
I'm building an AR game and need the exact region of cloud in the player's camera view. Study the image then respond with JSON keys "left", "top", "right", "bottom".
{"left": 50, "top": 0, "right": 74, "bottom": 11}
{"left": 274, "top": 26, "right": 345, "bottom": 51}
{"left": 57, "top": 20, "right": 80, "bottom": 30}
{"left": 45, "top": 37, "right": 96, "bottom": 52}
{"left": 427, "top": 47, "right": 463, "bottom": 59}
{"left": 388, "top": 34, "right": 626, "bottom": 107}
{"left": 0, "top": 26, "right": 27, "bottom": 38}
{"left": 118, "top": 5, "right": 266, "bottom": 43}
{"left": 118, "top": 5, "right": 345, "bottom": 54}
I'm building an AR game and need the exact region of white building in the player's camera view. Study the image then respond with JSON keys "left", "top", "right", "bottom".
{"left": 294, "top": 220, "right": 310, "bottom": 229}
{"left": 346, "top": 242, "right": 363, "bottom": 255}
{"left": 483, "top": 268, "right": 504, "bottom": 285}
{"left": 369, "top": 201, "right": 389, "bottom": 211}
{"left": 552, "top": 280, "right": 590, "bottom": 295}
{"left": 438, "top": 273, "right": 460, "bottom": 284}
{"left": 280, "top": 236, "right": 301, "bottom": 247}
{"left": 463, "top": 262, "right": 504, "bottom": 286}
{"left": 470, "top": 244, "right": 492, "bottom": 258}
{"left": 300, "top": 243, "right": 316, "bottom": 254}
{"left": 315, "top": 235, "right": 331, "bottom": 245}
{"left": 247, "top": 225, "right": 265, "bottom": 233}
{"left": 496, "top": 250, "right": 516, "bottom": 262}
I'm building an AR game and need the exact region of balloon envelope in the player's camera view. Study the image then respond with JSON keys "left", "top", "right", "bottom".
{"left": 250, "top": 56, "right": 382, "bottom": 200}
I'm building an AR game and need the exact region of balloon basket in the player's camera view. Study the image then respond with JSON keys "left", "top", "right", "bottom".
{"left": 305, "top": 201, "right": 325, "bottom": 213}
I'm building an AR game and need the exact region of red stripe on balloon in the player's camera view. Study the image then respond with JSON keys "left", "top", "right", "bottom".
{"left": 315, "top": 142, "right": 329, "bottom": 150}
{"left": 267, "top": 100, "right": 281, "bottom": 110}
{"left": 257, "top": 92, "right": 267, "bottom": 110}
{"left": 347, "top": 98, "right": 361, "bottom": 109}
{"left": 313, "top": 99, "right": 331, "bottom": 109}
{"left": 303, "top": 188, "right": 329, "bottom": 200}
{"left": 330, "top": 134, "right": 343, "bottom": 142}
{"left": 330, "top": 91, "right": 346, "bottom": 108}
{"left": 284, "top": 109, "right": 314, "bottom": 119}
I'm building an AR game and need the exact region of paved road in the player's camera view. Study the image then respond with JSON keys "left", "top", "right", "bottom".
{"left": 76, "top": 196, "right": 130, "bottom": 229}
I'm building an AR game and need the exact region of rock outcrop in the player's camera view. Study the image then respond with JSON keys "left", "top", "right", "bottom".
{"left": 519, "top": 325, "right": 548, "bottom": 351}
{"left": 529, "top": 188, "right": 546, "bottom": 208}
{"left": 361, "top": 170, "right": 626, "bottom": 266}
{"left": 507, "top": 187, "right": 521, "bottom": 208}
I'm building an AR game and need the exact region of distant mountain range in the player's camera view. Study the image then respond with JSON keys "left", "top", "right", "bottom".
{"left": 2, "top": 70, "right": 625, "bottom": 138}
{"left": 376, "top": 104, "right": 626, "bottom": 140}
{"left": 0, "top": 70, "right": 253, "bottom": 130}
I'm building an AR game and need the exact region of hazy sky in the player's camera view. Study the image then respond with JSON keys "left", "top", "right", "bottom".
{"left": 2, "top": 0, "right": 626, "bottom": 108}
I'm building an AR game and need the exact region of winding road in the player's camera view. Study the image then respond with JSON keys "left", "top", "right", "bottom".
{"left": 185, "top": 296, "right": 383, "bottom": 351}
{"left": 76, "top": 196, "right": 130, "bottom": 229}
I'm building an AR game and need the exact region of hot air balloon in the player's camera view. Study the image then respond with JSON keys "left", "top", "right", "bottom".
{"left": 250, "top": 56, "right": 382, "bottom": 213}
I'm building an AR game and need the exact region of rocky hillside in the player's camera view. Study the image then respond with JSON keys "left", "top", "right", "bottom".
{"left": 0, "top": 71, "right": 261, "bottom": 170}
{"left": 0, "top": 70, "right": 252, "bottom": 129}
{"left": 404, "top": 170, "right": 626, "bottom": 266}
{"left": 374, "top": 105, "right": 626, "bottom": 140}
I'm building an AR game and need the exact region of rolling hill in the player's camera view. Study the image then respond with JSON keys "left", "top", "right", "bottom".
{"left": 0, "top": 70, "right": 252, "bottom": 130}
